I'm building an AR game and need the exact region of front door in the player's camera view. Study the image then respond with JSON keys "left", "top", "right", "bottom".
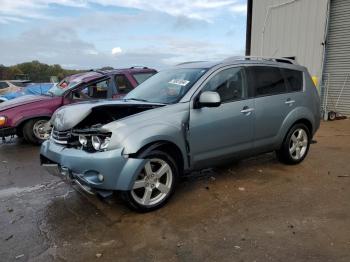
{"left": 189, "top": 66, "right": 255, "bottom": 169}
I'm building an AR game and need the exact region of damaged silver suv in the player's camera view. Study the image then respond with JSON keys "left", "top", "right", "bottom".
{"left": 41, "top": 57, "right": 320, "bottom": 211}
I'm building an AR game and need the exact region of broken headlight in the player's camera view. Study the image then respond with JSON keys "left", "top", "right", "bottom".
{"left": 79, "top": 135, "right": 88, "bottom": 146}
{"left": 76, "top": 133, "right": 111, "bottom": 152}
{"left": 91, "top": 135, "right": 111, "bottom": 151}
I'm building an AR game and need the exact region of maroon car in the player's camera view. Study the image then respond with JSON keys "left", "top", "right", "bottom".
{"left": 0, "top": 67, "right": 157, "bottom": 144}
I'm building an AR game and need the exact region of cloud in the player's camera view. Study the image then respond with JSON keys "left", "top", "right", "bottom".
{"left": 229, "top": 4, "right": 247, "bottom": 13}
{"left": 0, "top": 1, "right": 246, "bottom": 69}
{"left": 111, "top": 47, "right": 122, "bottom": 55}
{"left": 0, "top": 21, "right": 243, "bottom": 70}
{"left": 0, "top": 0, "right": 247, "bottom": 23}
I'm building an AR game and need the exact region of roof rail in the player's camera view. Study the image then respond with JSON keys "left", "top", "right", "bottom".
{"left": 130, "top": 66, "right": 149, "bottom": 69}
{"left": 89, "top": 69, "right": 108, "bottom": 75}
{"left": 176, "top": 61, "right": 208, "bottom": 66}
{"left": 223, "top": 56, "right": 298, "bottom": 65}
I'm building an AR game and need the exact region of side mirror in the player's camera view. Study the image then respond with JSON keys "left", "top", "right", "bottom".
{"left": 197, "top": 91, "right": 221, "bottom": 108}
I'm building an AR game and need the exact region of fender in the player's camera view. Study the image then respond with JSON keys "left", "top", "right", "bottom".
{"left": 15, "top": 114, "right": 52, "bottom": 128}
{"left": 120, "top": 124, "right": 189, "bottom": 169}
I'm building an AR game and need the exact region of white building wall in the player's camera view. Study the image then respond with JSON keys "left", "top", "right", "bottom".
{"left": 250, "top": 0, "right": 329, "bottom": 81}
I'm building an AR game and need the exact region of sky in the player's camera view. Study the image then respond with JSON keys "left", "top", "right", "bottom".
{"left": 0, "top": 0, "right": 247, "bottom": 70}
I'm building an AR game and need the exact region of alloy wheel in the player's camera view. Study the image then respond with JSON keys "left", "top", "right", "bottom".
{"left": 289, "top": 128, "right": 308, "bottom": 160}
{"left": 131, "top": 158, "right": 173, "bottom": 207}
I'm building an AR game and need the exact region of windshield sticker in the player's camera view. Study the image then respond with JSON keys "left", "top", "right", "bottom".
{"left": 168, "top": 79, "right": 190, "bottom": 86}
{"left": 59, "top": 81, "right": 68, "bottom": 89}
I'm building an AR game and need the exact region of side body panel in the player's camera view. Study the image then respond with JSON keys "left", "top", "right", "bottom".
{"left": 253, "top": 92, "right": 295, "bottom": 151}
{"left": 2, "top": 96, "right": 63, "bottom": 128}
{"left": 189, "top": 98, "right": 255, "bottom": 169}
{"left": 104, "top": 103, "right": 191, "bottom": 169}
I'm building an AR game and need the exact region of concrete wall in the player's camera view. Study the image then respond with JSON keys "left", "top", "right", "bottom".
{"left": 250, "top": 0, "right": 329, "bottom": 81}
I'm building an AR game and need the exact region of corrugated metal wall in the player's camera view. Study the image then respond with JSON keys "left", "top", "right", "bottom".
{"left": 323, "top": 0, "right": 350, "bottom": 116}
{"left": 250, "top": 0, "right": 329, "bottom": 82}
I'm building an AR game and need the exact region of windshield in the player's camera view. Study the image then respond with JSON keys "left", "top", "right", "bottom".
{"left": 48, "top": 79, "right": 80, "bottom": 96}
{"left": 125, "top": 68, "right": 207, "bottom": 104}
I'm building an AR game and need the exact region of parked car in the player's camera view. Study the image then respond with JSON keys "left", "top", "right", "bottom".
{"left": 0, "top": 97, "right": 7, "bottom": 103}
{"left": 1, "top": 82, "right": 56, "bottom": 100}
{"left": 0, "top": 67, "right": 157, "bottom": 144}
{"left": 40, "top": 57, "right": 320, "bottom": 212}
{"left": 0, "top": 80, "right": 30, "bottom": 96}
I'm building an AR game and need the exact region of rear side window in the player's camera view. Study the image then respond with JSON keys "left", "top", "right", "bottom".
{"left": 132, "top": 72, "right": 156, "bottom": 84}
{"left": 281, "top": 68, "right": 303, "bottom": 92}
{"left": 247, "top": 66, "right": 286, "bottom": 96}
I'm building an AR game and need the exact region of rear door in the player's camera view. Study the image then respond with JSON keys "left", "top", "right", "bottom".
{"left": 246, "top": 66, "right": 293, "bottom": 151}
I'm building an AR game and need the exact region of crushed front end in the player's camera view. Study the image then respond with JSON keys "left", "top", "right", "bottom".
{"left": 40, "top": 126, "right": 146, "bottom": 198}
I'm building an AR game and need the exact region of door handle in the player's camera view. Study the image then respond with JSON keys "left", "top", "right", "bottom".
{"left": 241, "top": 107, "right": 255, "bottom": 114}
{"left": 285, "top": 99, "right": 295, "bottom": 105}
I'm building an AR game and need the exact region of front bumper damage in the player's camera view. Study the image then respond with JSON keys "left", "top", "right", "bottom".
{"left": 40, "top": 140, "right": 146, "bottom": 197}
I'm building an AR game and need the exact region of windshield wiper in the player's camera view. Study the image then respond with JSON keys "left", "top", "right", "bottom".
{"left": 125, "top": 98, "right": 149, "bottom": 102}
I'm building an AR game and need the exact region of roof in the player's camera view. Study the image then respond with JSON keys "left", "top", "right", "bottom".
{"left": 0, "top": 80, "right": 31, "bottom": 83}
{"left": 63, "top": 67, "right": 157, "bottom": 85}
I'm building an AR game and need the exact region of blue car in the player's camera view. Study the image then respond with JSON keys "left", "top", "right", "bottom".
{"left": 40, "top": 56, "right": 320, "bottom": 212}
{"left": 1, "top": 83, "right": 55, "bottom": 100}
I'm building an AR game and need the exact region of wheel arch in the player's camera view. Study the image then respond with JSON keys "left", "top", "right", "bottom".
{"left": 291, "top": 118, "right": 313, "bottom": 135}
{"left": 278, "top": 117, "right": 314, "bottom": 151}
{"left": 16, "top": 115, "right": 51, "bottom": 133}
{"left": 130, "top": 140, "right": 185, "bottom": 174}
{"left": 277, "top": 107, "right": 316, "bottom": 146}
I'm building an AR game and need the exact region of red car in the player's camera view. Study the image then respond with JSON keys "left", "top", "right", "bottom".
{"left": 0, "top": 67, "right": 157, "bottom": 144}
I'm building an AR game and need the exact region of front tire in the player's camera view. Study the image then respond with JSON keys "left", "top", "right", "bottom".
{"left": 22, "top": 118, "right": 51, "bottom": 145}
{"left": 121, "top": 150, "right": 178, "bottom": 212}
{"left": 276, "top": 123, "right": 310, "bottom": 165}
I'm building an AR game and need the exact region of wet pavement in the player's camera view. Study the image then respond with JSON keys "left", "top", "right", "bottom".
{"left": 1, "top": 120, "right": 350, "bottom": 261}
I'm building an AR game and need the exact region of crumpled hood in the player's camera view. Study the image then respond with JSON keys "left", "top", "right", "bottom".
{"left": 51, "top": 100, "right": 164, "bottom": 131}
{"left": 0, "top": 95, "right": 52, "bottom": 111}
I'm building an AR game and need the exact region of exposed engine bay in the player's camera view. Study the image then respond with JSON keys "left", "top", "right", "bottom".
{"left": 50, "top": 102, "right": 165, "bottom": 150}
{"left": 74, "top": 104, "right": 161, "bottom": 129}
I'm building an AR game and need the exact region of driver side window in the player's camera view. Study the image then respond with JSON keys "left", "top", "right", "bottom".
{"left": 203, "top": 67, "right": 245, "bottom": 103}
{"left": 72, "top": 80, "right": 109, "bottom": 100}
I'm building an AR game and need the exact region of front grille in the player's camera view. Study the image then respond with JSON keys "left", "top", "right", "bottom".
{"left": 51, "top": 129, "right": 71, "bottom": 144}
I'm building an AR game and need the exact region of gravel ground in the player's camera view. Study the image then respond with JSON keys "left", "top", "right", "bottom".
{"left": 0, "top": 120, "right": 350, "bottom": 262}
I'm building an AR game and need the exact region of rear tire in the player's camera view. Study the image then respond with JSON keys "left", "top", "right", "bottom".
{"left": 328, "top": 111, "right": 336, "bottom": 121}
{"left": 22, "top": 118, "right": 50, "bottom": 145}
{"left": 121, "top": 150, "right": 178, "bottom": 212}
{"left": 276, "top": 123, "right": 310, "bottom": 165}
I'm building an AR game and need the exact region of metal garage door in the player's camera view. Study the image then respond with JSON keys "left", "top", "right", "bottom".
{"left": 322, "top": 0, "right": 350, "bottom": 116}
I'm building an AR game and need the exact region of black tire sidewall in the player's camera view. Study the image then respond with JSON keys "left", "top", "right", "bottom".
{"left": 122, "top": 150, "right": 179, "bottom": 212}
{"left": 279, "top": 123, "right": 311, "bottom": 165}
{"left": 328, "top": 111, "right": 336, "bottom": 121}
{"left": 23, "top": 119, "right": 47, "bottom": 145}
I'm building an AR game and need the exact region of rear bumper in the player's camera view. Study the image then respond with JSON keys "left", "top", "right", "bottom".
{"left": 0, "top": 127, "right": 16, "bottom": 137}
{"left": 40, "top": 140, "right": 146, "bottom": 192}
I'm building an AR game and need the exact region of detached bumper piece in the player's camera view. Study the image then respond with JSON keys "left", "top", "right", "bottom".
{"left": 40, "top": 155, "right": 113, "bottom": 198}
